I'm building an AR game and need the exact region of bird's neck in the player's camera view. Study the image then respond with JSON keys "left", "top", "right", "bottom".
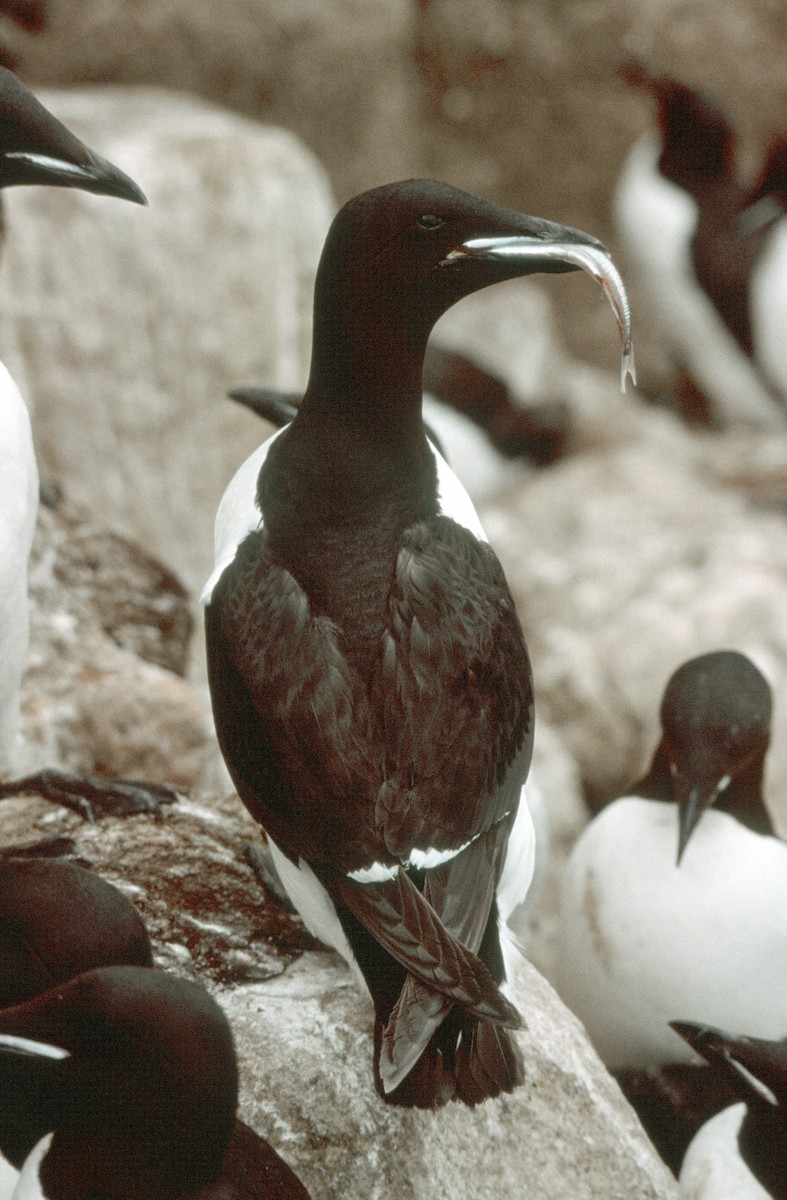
{"left": 304, "top": 310, "right": 430, "bottom": 437}
{"left": 634, "top": 743, "right": 775, "bottom": 837}
{"left": 714, "top": 752, "right": 775, "bottom": 836}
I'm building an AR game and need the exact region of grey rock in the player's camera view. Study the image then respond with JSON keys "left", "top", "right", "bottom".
{"left": 21, "top": 499, "right": 218, "bottom": 791}
{"left": 33, "top": 498, "right": 193, "bottom": 677}
{"left": 224, "top": 953, "right": 678, "bottom": 1200}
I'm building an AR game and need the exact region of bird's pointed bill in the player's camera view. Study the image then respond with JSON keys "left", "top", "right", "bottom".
{"left": 444, "top": 235, "right": 635, "bottom": 392}
{"left": 4, "top": 147, "right": 147, "bottom": 205}
{"left": 673, "top": 777, "right": 723, "bottom": 865}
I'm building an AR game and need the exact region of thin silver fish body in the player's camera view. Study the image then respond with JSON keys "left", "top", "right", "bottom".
{"left": 447, "top": 236, "right": 636, "bottom": 392}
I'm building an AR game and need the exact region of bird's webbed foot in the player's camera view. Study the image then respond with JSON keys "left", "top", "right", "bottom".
{"left": 0, "top": 769, "right": 179, "bottom": 822}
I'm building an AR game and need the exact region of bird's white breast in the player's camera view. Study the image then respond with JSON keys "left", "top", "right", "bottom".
{"left": 556, "top": 796, "right": 787, "bottom": 1068}
{"left": 201, "top": 428, "right": 283, "bottom": 605}
{"left": 679, "top": 1104, "right": 770, "bottom": 1199}
{"left": 0, "top": 1152, "right": 19, "bottom": 1200}
{"left": 8, "top": 1133, "right": 51, "bottom": 1200}
{"left": 0, "top": 361, "right": 38, "bottom": 774}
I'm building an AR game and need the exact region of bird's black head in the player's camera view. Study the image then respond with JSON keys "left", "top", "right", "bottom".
{"left": 317, "top": 178, "right": 605, "bottom": 327}
{"left": 671, "top": 1021, "right": 787, "bottom": 1111}
{"left": 308, "top": 179, "right": 632, "bottom": 397}
{"left": 657, "top": 650, "right": 772, "bottom": 862}
{"left": 622, "top": 62, "right": 736, "bottom": 193}
{"left": 0, "top": 65, "right": 146, "bottom": 203}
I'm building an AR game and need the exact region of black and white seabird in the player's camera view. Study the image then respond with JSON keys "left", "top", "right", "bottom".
{"left": 673, "top": 1021, "right": 787, "bottom": 1199}
{"left": 615, "top": 63, "right": 785, "bottom": 424}
{"left": 0, "top": 965, "right": 313, "bottom": 1199}
{"left": 203, "top": 178, "right": 634, "bottom": 1107}
{"left": 0, "top": 67, "right": 178, "bottom": 822}
{"left": 556, "top": 650, "right": 787, "bottom": 1071}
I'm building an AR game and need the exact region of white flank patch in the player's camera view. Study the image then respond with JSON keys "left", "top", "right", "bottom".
{"left": 266, "top": 839, "right": 368, "bottom": 994}
{"left": 431, "top": 442, "right": 488, "bottom": 541}
{"left": 201, "top": 428, "right": 286, "bottom": 605}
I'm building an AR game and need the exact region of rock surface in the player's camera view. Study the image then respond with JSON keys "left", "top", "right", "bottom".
{"left": 226, "top": 953, "right": 679, "bottom": 1200}
{"left": 21, "top": 498, "right": 217, "bottom": 790}
{"left": 0, "top": 85, "right": 333, "bottom": 600}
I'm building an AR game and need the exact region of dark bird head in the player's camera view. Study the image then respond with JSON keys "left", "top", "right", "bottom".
{"left": 671, "top": 1021, "right": 787, "bottom": 1195}
{"left": 671, "top": 1021, "right": 787, "bottom": 1111}
{"left": 0, "top": 65, "right": 146, "bottom": 203}
{"left": 622, "top": 62, "right": 736, "bottom": 195}
{"left": 307, "top": 179, "right": 634, "bottom": 400}
{"left": 0, "top": 858, "right": 153, "bottom": 1008}
{"left": 0, "top": 966, "right": 238, "bottom": 1198}
{"left": 654, "top": 650, "right": 773, "bottom": 863}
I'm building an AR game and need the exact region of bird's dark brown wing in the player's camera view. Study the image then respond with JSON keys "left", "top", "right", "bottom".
{"left": 372, "top": 515, "right": 533, "bottom": 857}
{"left": 206, "top": 528, "right": 378, "bottom": 868}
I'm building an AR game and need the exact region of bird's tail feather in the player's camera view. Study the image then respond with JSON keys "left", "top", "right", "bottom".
{"left": 333, "top": 869, "right": 520, "bottom": 1026}
{"left": 379, "top": 975, "right": 453, "bottom": 1093}
{"left": 454, "top": 1014, "right": 524, "bottom": 1105}
{"left": 379, "top": 975, "right": 525, "bottom": 1105}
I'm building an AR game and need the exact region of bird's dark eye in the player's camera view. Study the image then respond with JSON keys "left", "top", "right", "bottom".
{"left": 417, "top": 213, "right": 444, "bottom": 230}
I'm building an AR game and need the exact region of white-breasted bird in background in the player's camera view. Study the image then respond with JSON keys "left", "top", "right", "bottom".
{"left": 557, "top": 650, "right": 787, "bottom": 1072}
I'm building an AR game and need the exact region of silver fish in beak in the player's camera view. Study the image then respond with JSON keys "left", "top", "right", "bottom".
{"left": 445, "top": 235, "right": 636, "bottom": 392}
